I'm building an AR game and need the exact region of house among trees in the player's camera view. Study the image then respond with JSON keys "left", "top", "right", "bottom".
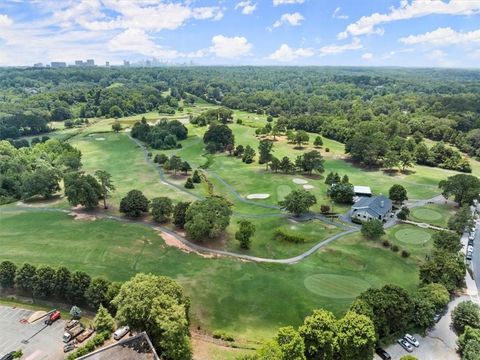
{"left": 353, "top": 186, "right": 372, "bottom": 197}
{"left": 351, "top": 195, "right": 393, "bottom": 222}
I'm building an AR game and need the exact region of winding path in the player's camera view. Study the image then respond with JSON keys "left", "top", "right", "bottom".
{"left": 1, "top": 206, "right": 358, "bottom": 265}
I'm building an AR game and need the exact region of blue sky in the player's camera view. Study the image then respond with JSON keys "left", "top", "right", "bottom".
{"left": 0, "top": 0, "right": 479, "bottom": 67}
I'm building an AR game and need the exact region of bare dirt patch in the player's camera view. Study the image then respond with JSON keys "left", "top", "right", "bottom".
{"left": 69, "top": 212, "right": 97, "bottom": 221}
{"left": 158, "top": 230, "right": 216, "bottom": 258}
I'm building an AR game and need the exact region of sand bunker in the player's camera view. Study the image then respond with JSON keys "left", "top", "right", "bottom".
{"left": 246, "top": 193, "right": 270, "bottom": 200}
{"left": 303, "top": 185, "right": 314, "bottom": 190}
{"left": 293, "top": 178, "right": 308, "bottom": 185}
{"left": 95, "top": 137, "right": 105, "bottom": 141}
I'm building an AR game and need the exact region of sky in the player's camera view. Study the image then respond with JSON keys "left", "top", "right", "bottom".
{"left": 0, "top": 0, "right": 479, "bottom": 67}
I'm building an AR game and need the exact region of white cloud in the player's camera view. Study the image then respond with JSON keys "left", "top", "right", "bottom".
{"left": 320, "top": 38, "right": 363, "bottom": 56}
{"left": 53, "top": 1, "right": 223, "bottom": 32}
{"left": 332, "top": 7, "right": 349, "bottom": 20}
{"left": 235, "top": 1, "right": 257, "bottom": 15}
{"left": 400, "top": 27, "right": 480, "bottom": 46}
{"left": 362, "top": 52, "right": 373, "bottom": 60}
{"left": 273, "top": 0, "right": 304, "bottom": 5}
{"left": 0, "top": 14, "right": 13, "bottom": 27}
{"left": 108, "top": 28, "right": 181, "bottom": 59}
{"left": 273, "top": 12, "right": 304, "bottom": 28}
{"left": 268, "top": 44, "right": 314, "bottom": 62}
{"left": 338, "top": 0, "right": 480, "bottom": 39}
{"left": 209, "top": 35, "right": 252, "bottom": 58}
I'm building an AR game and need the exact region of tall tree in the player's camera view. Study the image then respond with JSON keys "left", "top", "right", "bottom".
{"left": 299, "top": 309, "right": 337, "bottom": 360}
{"left": 64, "top": 172, "right": 103, "bottom": 209}
{"left": 389, "top": 184, "right": 408, "bottom": 204}
{"left": 235, "top": 219, "right": 256, "bottom": 250}
{"left": 184, "top": 197, "right": 232, "bottom": 240}
{"left": 279, "top": 190, "right": 317, "bottom": 216}
{"left": 0, "top": 261, "right": 17, "bottom": 288}
{"left": 439, "top": 174, "right": 480, "bottom": 206}
{"left": 258, "top": 139, "right": 274, "bottom": 168}
{"left": 113, "top": 273, "right": 192, "bottom": 360}
{"left": 336, "top": 311, "right": 375, "bottom": 360}
{"left": 119, "top": 190, "right": 150, "bottom": 217}
{"left": 151, "top": 197, "right": 173, "bottom": 223}
{"left": 94, "top": 170, "right": 115, "bottom": 209}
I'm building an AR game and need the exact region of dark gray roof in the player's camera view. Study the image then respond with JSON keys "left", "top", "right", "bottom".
{"left": 77, "top": 332, "right": 159, "bottom": 360}
{"left": 352, "top": 195, "right": 392, "bottom": 217}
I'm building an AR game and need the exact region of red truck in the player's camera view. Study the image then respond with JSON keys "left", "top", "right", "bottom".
{"left": 44, "top": 311, "right": 61, "bottom": 325}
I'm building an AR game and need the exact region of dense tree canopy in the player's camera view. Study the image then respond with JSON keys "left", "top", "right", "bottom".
{"left": 112, "top": 273, "right": 192, "bottom": 360}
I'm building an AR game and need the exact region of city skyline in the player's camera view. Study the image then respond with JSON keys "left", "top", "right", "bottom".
{"left": 0, "top": 0, "right": 480, "bottom": 68}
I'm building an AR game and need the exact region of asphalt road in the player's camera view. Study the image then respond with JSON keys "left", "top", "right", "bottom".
{"left": 472, "top": 219, "right": 480, "bottom": 290}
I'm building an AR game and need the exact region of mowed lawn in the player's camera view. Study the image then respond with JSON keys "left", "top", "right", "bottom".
{"left": 71, "top": 133, "right": 196, "bottom": 211}
{"left": 0, "top": 210, "right": 420, "bottom": 341}
{"left": 409, "top": 203, "right": 455, "bottom": 228}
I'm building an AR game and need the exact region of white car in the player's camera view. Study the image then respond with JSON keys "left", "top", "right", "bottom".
{"left": 404, "top": 333, "right": 419, "bottom": 347}
{"left": 398, "top": 338, "right": 413, "bottom": 352}
{"left": 467, "top": 245, "right": 474, "bottom": 253}
{"left": 113, "top": 326, "right": 130, "bottom": 340}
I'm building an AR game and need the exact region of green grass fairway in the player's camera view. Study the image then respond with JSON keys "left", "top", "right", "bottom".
{"left": 394, "top": 228, "right": 432, "bottom": 245}
{"left": 411, "top": 208, "right": 442, "bottom": 222}
{"left": 304, "top": 274, "right": 371, "bottom": 299}
{"left": 0, "top": 209, "right": 422, "bottom": 341}
{"left": 409, "top": 203, "right": 454, "bottom": 228}
{"left": 71, "top": 133, "right": 196, "bottom": 211}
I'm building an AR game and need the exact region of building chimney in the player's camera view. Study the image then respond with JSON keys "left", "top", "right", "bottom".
{"left": 380, "top": 200, "right": 384, "bottom": 208}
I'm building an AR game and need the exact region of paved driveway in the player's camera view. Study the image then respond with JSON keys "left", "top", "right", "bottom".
{"left": 378, "top": 296, "right": 465, "bottom": 360}
{"left": 0, "top": 305, "right": 65, "bottom": 360}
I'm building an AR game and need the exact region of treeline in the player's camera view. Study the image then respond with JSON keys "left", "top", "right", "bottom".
{"left": 0, "top": 139, "right": 81, "bottom": 204}
{"left": 0, "top": 261, "right": 119, "bottom": 313}
{"left": 2, "top": 67, "right": 480, "bottom": 157}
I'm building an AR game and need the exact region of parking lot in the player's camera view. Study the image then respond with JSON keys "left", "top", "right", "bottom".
{"left": 0, "top": 305, "right": 65, "bottom": 360}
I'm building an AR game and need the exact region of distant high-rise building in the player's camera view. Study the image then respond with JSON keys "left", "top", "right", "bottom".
{"left": 33, "top": 63, "right": 43, "bottom": 68}
{"left": 123, "top": 60, "right": 130, "bottom": 67}
{"left": 86, "top": 59, "right": 95, "bottom": 66}
{"left": 105, "top": 61, "right": 110, "bottom": 67}
{"left": 75, "top": 60, "right": 84, "bottom": 66}
{"left": 51, "top": 62, "right": 66, "bottom": 68}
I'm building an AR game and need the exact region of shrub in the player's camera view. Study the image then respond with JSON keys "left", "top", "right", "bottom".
{"left": 236, "top": 119, "right": 243, "bottom": 124}
{"left": 401, "top": 250, "right": 410, "bottom": 258}
{"left": 382, "top": 240, "right": 391, "bottom": 248}
{"left": 274, "top": 229, "right": 306, "bottom": 244}
{"left": 212, "top": 330, "right": 235, "bottom": 342}
{"left": 392, "top": 245, "right": 400, "bottom": 252}
{"left": 320, "top": 204, "right": 331, "bottom": 214}
{"left": 185, "top": 178, "right": 194, "bottom": 189}
{"left": 325, "top": 148, "right": 330, "bottom": 152}
{"left": 452, "top": 301, "right": 480, "bottom": 333}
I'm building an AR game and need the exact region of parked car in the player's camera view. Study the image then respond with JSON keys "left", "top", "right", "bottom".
{"left": 433, "top": 313, "right": 442, "bottom": 322}
{"left": 113, "top": 325, "right": 130, "bottom": 340}
{"left": 469, "top": 234, "right": 475, "bottom": 241}
{"left": 404, "top": 334, "right": 420, "bottom": 347}
{"left": 63, "top": 344, "right": 75, "bottom": 353}
{"left": 398, "top": 338, "right": 414, "bottom": 352}
{"left": 469, "top": 238, "right": 474, "bottom": 246}
{"left": 467, "top": 252, "right": 473, "bottom": 261}
{"left": 467, "top": 245, "right": 474, "bottom": 252}
{"left": 77, "top": 328, "right": 94, "bottom": 343}
{"left": 375, "top": 346, "right": 391, "bottom": 360}
{"left": 45, "top": 310, "right": 61, "bottom": 325}
{"left": 0, "top": 352, "right": 14, "bottom": 360}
